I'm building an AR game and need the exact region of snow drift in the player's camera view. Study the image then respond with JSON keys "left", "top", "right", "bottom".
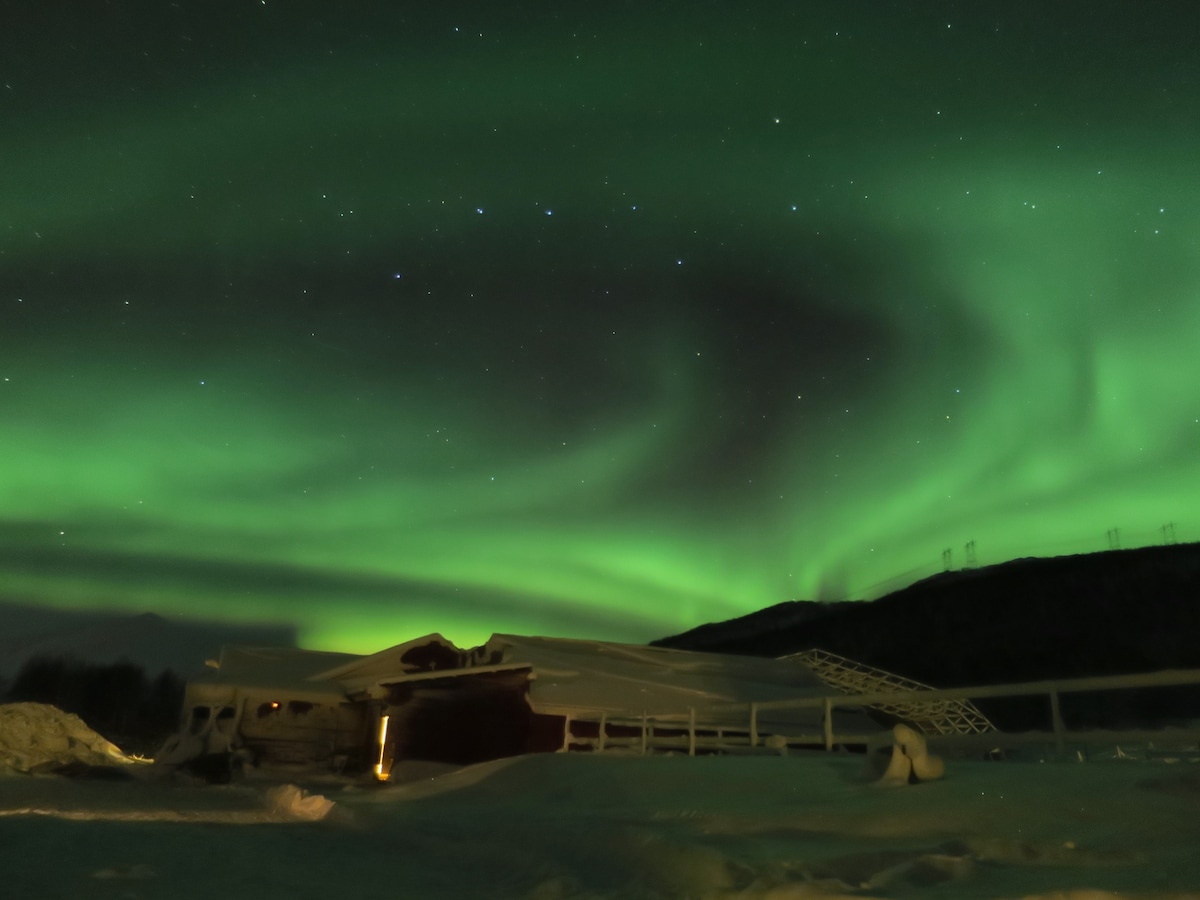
{"left": 0, "top": 702, "right": 136, "bottom": 774}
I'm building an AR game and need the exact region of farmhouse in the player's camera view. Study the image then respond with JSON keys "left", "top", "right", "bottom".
{"left": 158, "top": 633, "right": 885, "bottom": 778}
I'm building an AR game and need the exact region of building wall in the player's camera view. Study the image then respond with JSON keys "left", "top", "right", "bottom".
{"left": 236, "top": 692, "right": 368, "bottom": 767}
{"left": 179, "top": 681, "right": 369, "bottom": 770}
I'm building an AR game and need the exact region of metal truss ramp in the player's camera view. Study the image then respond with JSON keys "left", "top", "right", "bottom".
{"left": 783, "top": 648, "right": 997, "bottom": 736}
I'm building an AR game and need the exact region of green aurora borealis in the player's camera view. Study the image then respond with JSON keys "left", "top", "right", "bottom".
{"left": 3, "top": 2, "right": 1199, "bottom": 650}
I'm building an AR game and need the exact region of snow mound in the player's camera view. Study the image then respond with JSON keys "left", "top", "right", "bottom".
{"left": 0, "top": 702, "right": 134, "bottom": 774}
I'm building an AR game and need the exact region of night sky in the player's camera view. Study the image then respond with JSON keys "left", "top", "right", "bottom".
{"left": 3, "top": 2, "right": 1198, "bottom": 651}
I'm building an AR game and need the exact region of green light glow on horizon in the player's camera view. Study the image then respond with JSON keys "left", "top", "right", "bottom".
{"left": 2, "top": 3, "right": 1199, "bottom": 652}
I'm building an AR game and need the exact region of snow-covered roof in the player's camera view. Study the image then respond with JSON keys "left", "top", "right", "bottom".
{"left": 192, "top": 645, "right": 363, "bottom": 693}
{"left": 308, "top": 632, "right": 486, "bottom": 684}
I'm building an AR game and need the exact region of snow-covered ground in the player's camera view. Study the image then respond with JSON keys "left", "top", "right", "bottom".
{"left": 2, "top": 748, "right": 1199, "bottom": 899}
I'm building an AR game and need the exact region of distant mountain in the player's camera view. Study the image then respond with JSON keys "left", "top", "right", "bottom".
{"left": 653, "top": 543, "right": 1200, "bottom": 728}
{"left": 0, "top": 604, "right": 297, "bottom": 679}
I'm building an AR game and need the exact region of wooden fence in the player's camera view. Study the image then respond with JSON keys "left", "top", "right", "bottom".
{"left": 562, "top": 667, "right": 1200, "bottom": 758}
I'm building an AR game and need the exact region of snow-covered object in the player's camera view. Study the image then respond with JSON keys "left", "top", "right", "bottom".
{"left": 0, "top": 702, "right": 133, "bottom": 774}
{"left": 868, "top": 722, "right": 946, "bottom": 785}
{"left": 897, "top": 722, "right": 946, "bottom": 781}
{"left": 263, "top": 783, "right": 335, "bottom": 820}
{"left": 90, "top": 864, "right": 156, "bottom": 880}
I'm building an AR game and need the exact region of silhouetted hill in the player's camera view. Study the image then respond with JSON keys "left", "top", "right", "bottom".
{"left": 654, "top": 543, "right": 1200, "bottom": 728}
{"left": 0, "top": 604, "right": 297, "bottom": 679}
{"left": 657, "top": 599, "right": 856, "bottom": 653}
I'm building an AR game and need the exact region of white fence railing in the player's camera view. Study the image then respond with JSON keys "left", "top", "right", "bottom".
{"left": 560, "top": 667, "right": 1200, "bottom": 758}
